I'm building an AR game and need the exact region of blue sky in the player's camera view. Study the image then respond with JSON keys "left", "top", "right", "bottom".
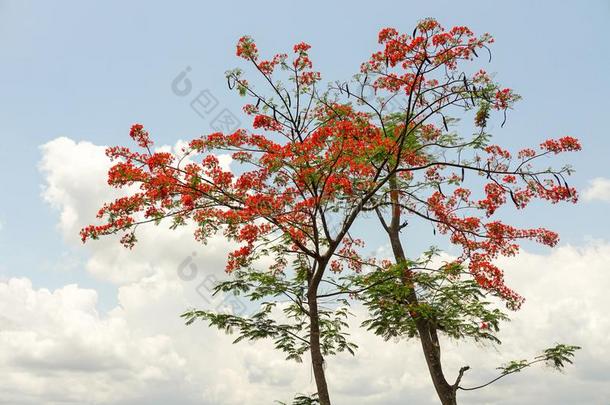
{"left": 0, "top": 2, "right": 609, "bottom": 403}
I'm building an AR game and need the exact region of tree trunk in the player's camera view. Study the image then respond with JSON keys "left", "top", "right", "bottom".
{"left": 386, "top": 175, "right": 459, "bottom": 405}
{"left": 308, "top": 292, "right": 332, "bottom": 405}
{"left": 416, "top": 320, "right": 458, "bottom": 405}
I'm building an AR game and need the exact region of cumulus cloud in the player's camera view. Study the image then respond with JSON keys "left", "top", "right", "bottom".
{"left": 11, "top": 137, "right": 608, "bottom": 404}
{"left": 582, "top": 177, "right": 610, "bottom": 202}
{"left": 39, "top": 137, "right": 233, "bottom": 284}
{"left": 0, "top": 278, "right": 188, "bottom": 404}
{"left": 4, "top": 241, "right": 610, "bottom": 404}
{"left": 39, "top": 137, "right": 117, "bottom": 243}
{"left": 31, "top": 137, "right": 313, "bottom": 403}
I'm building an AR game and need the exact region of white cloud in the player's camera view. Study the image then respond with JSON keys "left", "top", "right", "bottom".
{"left": 0, "top": 278, "right": 188, "bottom": 405}
{"left": 0, "top": 275, "right": 330, "bottom": 405}
{"left": 39, "top": 137, "right": 235, "bottom": 285}
{"left": 4, "top": 240, "right": 610, "bottom": 404}
{"left": 39, "top": 137, "right": 117, "bottom": 243}
{"left": 583, "top": 177, "right": 610, "bottom": 202}
{"left": 14, "top": 137, "right": 609, "bottom": 404}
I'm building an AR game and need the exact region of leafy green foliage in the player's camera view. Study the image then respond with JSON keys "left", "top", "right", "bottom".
{"left": 537, "top": 344, "right": 581, "bottom": 370}
{"left": 460, "top": 344, "right": 581, "bottom": 391}
{"left": 275, "top": 393, "right": 320, "bottom": 405}
{"left": 353, "top": 249, "right": 509, "bottom": 344}
{"left": 496, "top": 344, "right": 581, "bottom": 375}
{"left": 181, "top": 266, "right": 357, "bottom": 362}
{"left": 497, "top": 359, "right": 529, "bottom": 375}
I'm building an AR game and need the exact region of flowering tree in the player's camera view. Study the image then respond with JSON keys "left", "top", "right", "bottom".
{"left": 82, "top": 19, "right": 580, "bottom": 405}
{"left": 341, "top": 22, "right": 581, "bottom": 404}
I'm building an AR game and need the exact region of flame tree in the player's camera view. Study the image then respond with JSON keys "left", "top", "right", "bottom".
{"left": 82, "top": 19, "right": 580, "bottom": 405}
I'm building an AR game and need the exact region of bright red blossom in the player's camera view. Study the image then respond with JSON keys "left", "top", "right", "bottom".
{"left": 540, "top": 136, "right": 582, "bottom": 153}
{"left": 236, "top": 35, "right": 258, "bottom": 60}
{"left": 253, "top": 114, "right": 283, "bottom": 131}
{"left": 129, "top": 124, "right": 152, "bottom": 148}
{"left": 293, "top": 42, "right": 311, "bottom": 53}
{"left": 82, "top": 25, "right": 581, "bottom": 310}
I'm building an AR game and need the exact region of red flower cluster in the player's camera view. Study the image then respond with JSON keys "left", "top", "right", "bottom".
{"left": 421, "top": 135, "right": 581, "bottom": 306}
{"left": 493, "top": 88, "right": 518, "bottom": 110}
{"left": 252, "top": 114, "right": 283, "bottom": 131}
{"left": 82, "top": 26, "right": 582, "bottom": 312}
{"left": 256, "top": 53, "right": 286, "bottom": 75}
{"left": 293, "top": 42, "right": 311, "bottom": 53}
{"left": 540, "top": 136, "right": 582, "bottom": 153}
{"left": 363, "top": 19, "right": 497, "bottom": 96}
{"left": 236, "top": 35, "right": 258, "bottom": 60}
{"left": 240, "top": 37, "right": 320, "bottom": 88}
{"left": 484, "top": 145, "right": 511, "bottom": 160}
{"left": 129, "top": 124, "right": 152, "bottom": 148}
{"left": 84, "top": 99, "right": 394, "bottom": 273}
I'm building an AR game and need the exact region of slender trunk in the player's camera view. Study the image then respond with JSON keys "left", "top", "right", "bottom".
{"left": 417, "top": 320, "right": 457, "bottom": 405}
{"left": 386, "top": 175, "right": 458, "bottom": 405}
{"left": 308, "top": 292, "right": 331, "bottom": 405}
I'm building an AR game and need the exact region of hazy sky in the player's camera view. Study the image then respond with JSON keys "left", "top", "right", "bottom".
{"left": 1, "top": 1, "right": 609, "bottom": 404}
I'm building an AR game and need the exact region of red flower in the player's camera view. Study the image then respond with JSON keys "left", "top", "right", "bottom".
{"left": 236, "top": 36, "right": 258, "bottom": 60}
{"left": 378, "top": 27, "right": 398, "bottom": 44}
{"left": 82, "top": 25, "right": 582, "bottom": 313}
{"left": 252, "top": 115, "right": 282, "bottom": 131}
{"left": 129, "top": 124, "right": 152, "bottom": 148}
{"left": 293, "top": 42, "right": 311, "bottom": 53}
{"left": 540, "top": 136, "right": 582, "bottom": 153}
